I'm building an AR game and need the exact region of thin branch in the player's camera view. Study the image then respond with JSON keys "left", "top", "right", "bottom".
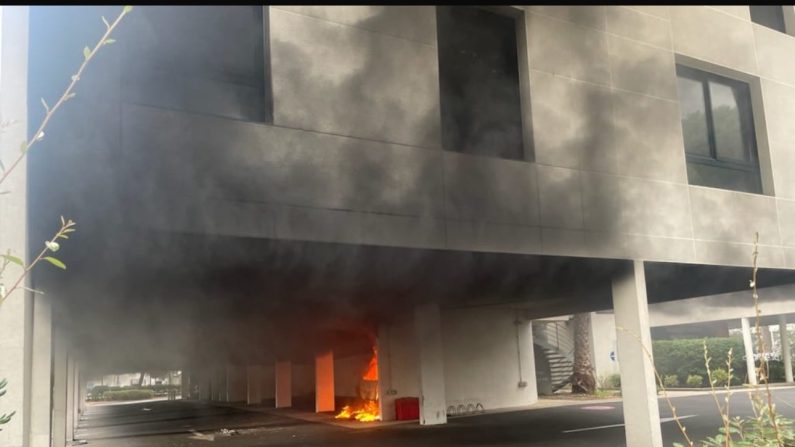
{"left": 0, "top": 219, "right": 74, "bottom": 307}
{"left": 0, "top": 5, "right": 132, "bottom": 187}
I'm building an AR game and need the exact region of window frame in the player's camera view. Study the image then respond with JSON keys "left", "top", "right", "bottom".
{"left": 676, "top": 64, "right": 763, "bottom": 194}
{"left": 750, "top": 5, "right": 787, "bottom": 34}
{"left": 435, "top": 5, "right": 532, "bottom": 162}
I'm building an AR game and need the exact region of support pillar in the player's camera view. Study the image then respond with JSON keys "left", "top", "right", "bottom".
{"left": 30, "top": 293, "right": 52, "bottom": 447}
{"left": 0, "top": 7, "right": 31, "bottom": 447}
{"left": 741, "top": 317, "right": 758, "bottom": 385}
{"left": 315, "top": 350, "right": 335, "bottom": 413}
{"left": 612, "top": 260, "right": 662, "bottom": 447}
{"left": 376, "top": 323, "right": 395, "bottom": 421}
{"left": 198, "top": 369, "right": 211, "bottom": 401}
{"left": 247, "top": 365, "right": 263, "bottom": 405}
{"left": 181, "top": 370, "right": 190, "bottom": 400}
{"left": 780, "top": 316, "right": 793, "bottom": 383}
{"left": 78, "top": 374, "right": 86, "bottom": 418}
{"left": 72, "top": 364, "right": 81, "bottom": 440}
{"left": 227, "top": 365, "right": 247, "bottom": 402}
{"left": 414, "top": 302, "right": 446, "bottom": 426}
{"left": 51, "top": 332, "right": 67, "bottom": 447}
{"left": 65, "top": 357, "right": 75, "bottom": 443}
{"left": 275, "top": 360, "right": 292, "bottom": 408}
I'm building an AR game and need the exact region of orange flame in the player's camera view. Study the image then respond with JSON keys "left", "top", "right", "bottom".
{"left": 335, "top": 347, "right": 380, "bottom": 422}
{"left": 334, "top": 400, "right": 380, "bottom": 422}
{"left": 362, "top": 347, "right": 378, "bottom": 381}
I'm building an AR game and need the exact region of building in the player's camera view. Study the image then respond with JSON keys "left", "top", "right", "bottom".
{"left": 3, "top": 5, "right": 795, "bottom": 447}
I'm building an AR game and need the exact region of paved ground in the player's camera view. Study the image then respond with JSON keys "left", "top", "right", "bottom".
{"left": 81, "top": 388, "right": 795, "bottom": 447}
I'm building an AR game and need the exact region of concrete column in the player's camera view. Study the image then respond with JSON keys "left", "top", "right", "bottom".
{"left": 780, "top": 316, "right": 793, "bottom": 383}
{"left": 51, "top": 333, "right": 68, "bottom": 447}
{"left": 72, "top": 364, "right": 81, "bottom": 439}
{"left": 247, "top": 365, "right": 262, "bottom": 405}
{"left": 180, "top": 370, "right": 190, "bottom": 400}
{"left": 65, "top": 357, "right": 75, "bottom": 442}
{"left": 376, "top": 323, "right": 395, "bottom": 421}
{"left": 275, "top": 360, "right": 292, "bottom": 408}
{"left": 0, "top": 7, "right": 31, "bottom": 447}
{"left": 30, "top": 293, "right": 52, "bottom": 447}
{"left": 414, "top": 302, "right": 446, "bottom": 426}
{"left": 227, "top": 365, "right": 247, "bottom": 402}
{"left": 612, "top": 260, "right": 662, "bottom": 447}
{"left": 198, "top": 369, "right": 211, "bottom": 401}
{"left": 78, "top": 373, "right": 86, "bottom": 417}
{"left": 315, "top": 350, "right": 335, "bottom": 413}
{"left": 741, "top": 317, "right": 758, "bottom": 385}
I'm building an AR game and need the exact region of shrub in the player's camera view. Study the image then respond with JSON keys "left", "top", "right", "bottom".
{"left": 602, "top": 373, "right": 621, "bottom": 389}
{"left": 710, "top": 369, "right": 728, "bottom": 386}
{"left": 653, "top": 337, "right": 747, "bottom": 385}
{"left": 686, "top": 374, "right": 703, "bottom": 387}
{"left": 102, "top": 389, "right": 154, "bottom": 401}
{"left": 663, "top": 374, "right": 679, "bottom": 387}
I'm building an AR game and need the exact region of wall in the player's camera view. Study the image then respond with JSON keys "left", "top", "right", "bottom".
{"left": 377, "top": 311, "right": 420, "bottom": 421}
{"left": 97, "top": 5, "right": 795, "bottom": 270}
{"left": 334, "top": 353, "right": 372, "bottom": 398}
{"left": 590, "top": 312, "right": 619, "bottom": 382}
{"left": 292, "top": 362, "right": 314, "bottom": 397}
{"left": 441, "top": 306, "right": 537, "bottom": 411}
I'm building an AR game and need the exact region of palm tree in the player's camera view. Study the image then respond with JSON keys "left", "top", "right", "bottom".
{"left": 571, "top": 313, "right": 596, "bottom": 394}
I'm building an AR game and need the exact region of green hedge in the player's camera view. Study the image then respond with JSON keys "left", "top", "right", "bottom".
{"left": 89, "top": 384, "right": 179, "bottom": 400}
{"left": 102, "top": 390, "right": 154, "bottom": 401}
{"left": 652, "top": 337, "right": 747, "bottom": 387}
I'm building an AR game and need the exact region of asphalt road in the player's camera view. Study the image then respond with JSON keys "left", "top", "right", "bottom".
{"left": 82, "top": 388, "right": 795, "bottom": 447}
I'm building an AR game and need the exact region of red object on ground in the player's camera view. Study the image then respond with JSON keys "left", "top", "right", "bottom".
{"left": 395, "top": 397, "right": 420, "bottom": 421}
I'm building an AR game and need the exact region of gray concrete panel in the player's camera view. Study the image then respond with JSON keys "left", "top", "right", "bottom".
{"left": 607, "top": 35, "right": 678, "bottom": 101}
{"left": 606, "top": 6, "right": 672, "bottom": 49}
{"left": 689, "top": 186, "right": 781, "bottom": 245}
{"left": 443, "top": 152, "right": 539, "bottom": 225}
{"left": 671, "top": 6, "right": 758, "bottom": 74}
{"left": 612, "top": 90, "right": 687, "bottom": 182}
{"left": 527, "top": 6, "right": 606, "bottom": 31}
{"left": 529, "top": 70, "right": 616, "bottom": 171}
{"left": 526, "top": 12, "right": 610, "bottom": 86}
{"left": 272, "top": 6, "right": 437, "bottom": 45}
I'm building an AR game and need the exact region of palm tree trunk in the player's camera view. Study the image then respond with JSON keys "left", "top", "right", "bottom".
{"left": 571, "top": 313, "right": 596, "bottom": 394}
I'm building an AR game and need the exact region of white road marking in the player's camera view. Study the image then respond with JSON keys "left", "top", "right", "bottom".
{"left": 188, "top": 429, "right": 216, "bottom": 441}
{"left": 562, "top": 415, "right": 697, "bottom": 433}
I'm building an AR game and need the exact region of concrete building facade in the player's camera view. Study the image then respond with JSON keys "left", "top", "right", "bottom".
{"left": 3, "top": 5, "right": 795, "bottom": 447}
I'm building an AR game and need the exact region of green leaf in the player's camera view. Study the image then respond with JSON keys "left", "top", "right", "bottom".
{"left": 123, "top": 5, "right": 133, "bottom": 13}
{"left": 1, "top": 254, "right": 23, "bottom": 266}
{"left": 43, "top": 257, "right": 66, "bottom": 270}
{"left": 104, "top": 38, "right": 116, "bottom": 45}
{"left": 83, "top": 46, "right": 91, "bottom": 60}
{"left": 45, "top": 241, "right": 60, "bottom": 252}
{"left": 20, "top": 141, "right": 28, "bottom": 153}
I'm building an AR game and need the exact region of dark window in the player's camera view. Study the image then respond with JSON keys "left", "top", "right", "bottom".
{"left": 750, "top": 5, "right": 786, "bottom": 33}
{"left": 123, "top": 6, "right": 272, "bottom": 122}
{"left": 436, "top": 6, "right": 525, "bottom": 160}
{"left": 676, "top": 65, "right": 762, "bottom": 194}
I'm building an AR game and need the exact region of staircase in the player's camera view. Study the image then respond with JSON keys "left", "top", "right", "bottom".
{"left": 543, "top": 348, "right": 574, "bottom": 392}
{"left": 532, "top": 319, "right": 574, "bottom": 394}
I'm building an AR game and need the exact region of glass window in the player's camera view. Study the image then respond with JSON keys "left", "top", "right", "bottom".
{"left": 750, "top": 6, "right": 786, "bottom": 33}
{"left": 436, "top": 6, "right": 525, "bottom": 160}
{"left": 677, "top": 76, "right": 710, "bottom": 157}
{"left": 708, "top": 82, "right": 748, "bottom": 162}
{"left": 676, "top": 65, "right": 762, "bottom": 194}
